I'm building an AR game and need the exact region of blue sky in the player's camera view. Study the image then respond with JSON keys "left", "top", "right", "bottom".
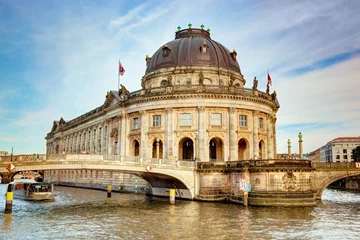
{"left": 1, "top": 0, "right": 360, "bottom": 154}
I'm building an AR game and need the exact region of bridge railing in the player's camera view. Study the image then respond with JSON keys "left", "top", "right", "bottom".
{"left": 197, "top": 159, "right": 312, "bottom": 170}
{"left": 312, "top": 162, "right": 356, "bottom": 169}
{"left": 0, "top": 154, "right": 195, "bottom": 170}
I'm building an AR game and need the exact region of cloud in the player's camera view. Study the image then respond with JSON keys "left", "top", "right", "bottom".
{"left": 1, "top": 0, "right": 359, "bottom": 155}
{"left": 275, "top": 56, "right": 360, "bottom": 153}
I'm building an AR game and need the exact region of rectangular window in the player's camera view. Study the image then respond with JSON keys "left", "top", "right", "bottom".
{"left": 336, "top": 155, "right": 340, "bottom": 159}
{"left": 343, "top": 149, "right": 347, "bottom": 154}
{"left": 351, "top": 155, "right": 354, "bottom": 159}
{"left": 259, "top": 118, "right": 264, "bottom": 129}
{"left": 239, "top": 115, "right": 247, "bottom": 127}
{"left": 344, "top": 155, "right": 348, "bottom": 160}
{"left": 133, "top": 117, "right": 139, "bottom": 129}
{"left": 153, "top": 115, "right": 161, "bottom": 127}
{"left": 180, "top": 113, "right": 192, "bottom": 126}
{"left": 211, "top": 113, "right": 222, "bottom": 125}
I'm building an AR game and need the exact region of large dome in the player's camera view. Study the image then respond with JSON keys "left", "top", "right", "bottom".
{"left": 145, "top": 28, "right": 241, "bottom": 74}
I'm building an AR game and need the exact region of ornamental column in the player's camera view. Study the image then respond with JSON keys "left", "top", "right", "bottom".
{"left": 229, "top": 107, "right": 236, "bottom": 161}
{"left": 165, "top": 108, "right": 173, "bottom": 159}
{"left": 197, "top": 107, "right": 206, "bottom": 161}
{"left": 287, "top": 139, "right": 292, "bottom": 158}
{"left": 298, "top": 132, "right": 303, "bottom": 159}
{"left": 252, "top": 111, "right": 259, "bottom": 159}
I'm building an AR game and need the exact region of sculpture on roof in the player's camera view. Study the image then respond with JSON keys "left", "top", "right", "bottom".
{"left": 120, "top": 84, "right": 130, "bottom": 96}
{"left": 271, "top": 90, "right": 277, "bottom": 101}
{"left": 252, "top": 77, "right": 258, "bottom": 90}
{"left": 266, "top": 82, "right": 270, "bottom": 95}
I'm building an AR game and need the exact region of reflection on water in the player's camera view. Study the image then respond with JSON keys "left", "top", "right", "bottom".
{"left": 0, "top": 185, "right": 360, "bottom": 240}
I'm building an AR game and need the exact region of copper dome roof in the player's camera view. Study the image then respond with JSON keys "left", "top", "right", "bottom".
{"left": 145, "top": 28, "right": 241, "bottom": 74}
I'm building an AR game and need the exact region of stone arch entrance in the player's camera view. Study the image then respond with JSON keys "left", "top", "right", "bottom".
{"left": 259, "top": 140, "right": 266, "bottom": 159}
{"left": 238, "top": 138, "right": 248, "bottom": 160}
{"left": 134, "top": 140, "right": 140, "bottom": 157}
{"left": 209, "top": 137, "right": 224, "bottom": 162}
{"left": 152, "top": 138, "right": 163, "bottom": 159}
{"left": 178, "top": 137, "right": 194, "bottom": 161}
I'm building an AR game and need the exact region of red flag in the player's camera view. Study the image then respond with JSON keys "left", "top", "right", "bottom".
{"left": 119, "top": 62, "right": 125, "bottom": 76}
{"left": 267, "top": 71, "right": 272, "bottom": 86}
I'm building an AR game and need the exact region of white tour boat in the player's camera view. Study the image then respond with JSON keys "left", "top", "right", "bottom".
{"left": 7, "top": 180, "right": 55, "bottom": 201}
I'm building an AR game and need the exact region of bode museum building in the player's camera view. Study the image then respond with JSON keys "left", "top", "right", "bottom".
{"left": 45, "top": 26, "right": 280, "bottom": 191}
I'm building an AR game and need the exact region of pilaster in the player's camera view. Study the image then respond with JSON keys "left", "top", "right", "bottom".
{"left": 229, "top": 107, "right": 236, "bottom": 161}
{"left": 253, "top": 110, "right": 259, "bottom": 159}
{"left": 140, "top": 110, "right": 148, "bottom": 160}
{"left": 165, "top": 108, "right": 173, "bottom": 159}
{"left": 198, "top": 106, "right": 206, "bottom": 161}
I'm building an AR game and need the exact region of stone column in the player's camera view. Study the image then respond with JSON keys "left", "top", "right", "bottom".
{"left": 273, "top": 117, "right": 277, "bottom": 156}
{"left": 252, "top": 111, "right": 259, "bottom": 159}
{"left": 298, "top": 132, "right": 303, "bottom": 159}
{"left": 165, "top": 108, "right": 173, "bottom": 159}
{"left": 140, "top": 110, "right": 148, "bottom": 160}
{"left": 118, "top": 115, "right": 123, "bottom": 156}
{"left": 107, "top": 120, "right": 112, "bottom": 154}
{"left": 198, "top": 107, "right": 206, "bottom": 161}
{"left": 156, "top": 138, "right": 160, "bottom": 159}
{"left": 99, "top": 126, "right": 102, "bottom": 154}
{"left": 228, "top": 108, "right": 236, "bottom": 161}
{"left": 266, "top": 115, "right": 274, "bottom": 159}
{"left": 287, "top": 139, "right": 292, "bottom": 157}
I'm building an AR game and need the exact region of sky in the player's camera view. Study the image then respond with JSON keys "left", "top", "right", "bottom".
{"left": 0, "top": 0, "right": 359, "bottom": 155}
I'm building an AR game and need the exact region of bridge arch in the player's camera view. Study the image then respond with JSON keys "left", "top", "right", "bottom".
{"left": 315, "top": 171, "right": 360, "bottom": 199}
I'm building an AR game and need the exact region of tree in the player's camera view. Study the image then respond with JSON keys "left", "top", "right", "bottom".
{"left": 352, "top": 146, "right": 360, "bottom": 162}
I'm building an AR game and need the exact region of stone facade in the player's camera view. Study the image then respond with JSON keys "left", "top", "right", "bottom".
{"left": 45, "top": 28, "right": 279, "bottom": 163}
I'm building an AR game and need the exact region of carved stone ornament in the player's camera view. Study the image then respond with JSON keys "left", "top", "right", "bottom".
{"left": 282, "top": 172, "right": 297, "bottom": 191}
{"left": 110, "top": 128, "right": 118, "bottom": 137}
{"left": 229, "top": 107, "right": 236, "bottom": 114}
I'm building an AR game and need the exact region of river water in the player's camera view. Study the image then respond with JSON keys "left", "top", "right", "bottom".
{"left": 0, "top": 185, "right": 359, "bottom": 240}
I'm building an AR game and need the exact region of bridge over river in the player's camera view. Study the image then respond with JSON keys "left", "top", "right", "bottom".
{"left": 1, "top": 154, "right": 359, "bottom": 207}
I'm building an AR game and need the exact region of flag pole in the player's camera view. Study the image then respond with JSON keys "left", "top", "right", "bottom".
{"left": 118, "top": 60, "right": 120, "bottom": 90}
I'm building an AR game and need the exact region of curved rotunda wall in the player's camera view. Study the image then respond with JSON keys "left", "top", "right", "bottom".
{"left": 124, "top": 95, "right": 277, "bottom": 162}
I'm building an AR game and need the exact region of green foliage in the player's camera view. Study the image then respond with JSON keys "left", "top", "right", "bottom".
{"left": 352, "top": 146, "right": 360, "bottom": 162}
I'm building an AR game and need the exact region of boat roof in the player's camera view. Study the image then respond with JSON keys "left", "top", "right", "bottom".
{"left": 10, "top": 180, "right": 50, "bottom": 185}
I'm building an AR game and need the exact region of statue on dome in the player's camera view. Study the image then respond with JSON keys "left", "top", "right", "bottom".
{"left": 271, "top": 90, "right": 277, "bottom": 100}
{"left": 199, "top": 71, "right": 204, "bottom": 85}
{"left": 252, "top": 77, "right": 258, "bottom": 90}
{"left": 266, "top": 82, "right": 270, "bottom": 95}
{"left": 229, "top": 75, "right": 235, "bottom": 86}
{"left": 167, "top": 74, "right": 173, "bottom": 86}
{"left": 141, "top": 79, "right": 146, "bottom": 89}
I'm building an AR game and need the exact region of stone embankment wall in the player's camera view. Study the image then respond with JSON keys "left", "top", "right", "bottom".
{"left": 44, "top": 170, "right": 148, "bottom": 193}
